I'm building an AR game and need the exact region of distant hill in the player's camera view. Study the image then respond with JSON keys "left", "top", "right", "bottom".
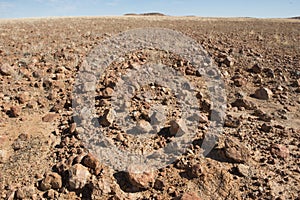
{"left": 290, "top": 16, "right": 300, "bottom": 19}
{"left": 124, "top": 12, "right": 166, "bottom": 16}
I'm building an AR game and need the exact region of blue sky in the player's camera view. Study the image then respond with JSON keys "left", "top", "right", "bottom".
{"left": 0, "top": 0, "right": 299, "bottom": 19}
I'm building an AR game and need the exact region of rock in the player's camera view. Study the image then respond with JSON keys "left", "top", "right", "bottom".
{"left": 68, "top": 164, "right": 91, "bottom": 190}
{"left": 10, "top": 106, "right": 21, "bottom": 117}
{"left": 236, "top": 164, "right": 251, "bottom": 177}
{"left": 82, "top": 153, "right": 99, "bottom": 170}
{"left": 45, "top": 189, "right": 58, "bottom": 199}
{"left": 154, "top": 179, "right": 165, "bottom": 191}
{"left": 0, "top": 63, "right": 13, "bottom": 76}
{"left": 233, "top": 77, "right": 246, "bottom": 87}
{"left": 224, "top": 115, "right": 241, "bottom": 128}
{"left": 127, "top": 166, "right": 156, "bottom": 189}
{"left": 99, "top": 109, "right": 115, "bottom": 127}
{"left": 69, "top": 123, "right": 76, "bottom": 134}
{"left": 102, "top": 87, "right": 114, "bottom": 97}
{"left": 180, "top": 192, "right": 202, "bottom": 200}
{"left": 251, "top": 63, "right": 262, "bottom": 73}
{"left": 40, "top": 172, "right": 62, "bottom": 191}
{"left": 187, "top": 163, "right": 203, "bottom": 178}
{"left": 0, "top": 149, "right": 9, "bottom": 163}
{"left": 223, "top": 56, "right": 234, "bottom": 67}
{"left": 261, "top": 123, "right": 272, "bottom": 133}
{"left": 224, "top": 137, "right": 250, "bottom": 163}
{"left": 136, "top": 119, "right": 152, "bottom": 133}
{"left": 271, "top": 144, "right": 289, "bottom": 159}
{"left": 17, "top": 92, "right": 30, "bottom": 104}
{"left": 169, "top": 119, "right": 187, "bottom": 136}
{"left": 15, "top": 186, "right": 35, "bottom": 199}
{"left": 42, "top": 113, "right": 59, "bottom": 122}
{"left": 232, "top": 98, "right": 256, "bottom": 110}
{"left": 254, "top": 87, "right": 273, "bottom": 100}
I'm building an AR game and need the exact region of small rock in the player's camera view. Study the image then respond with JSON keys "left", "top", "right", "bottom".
{"left": 236, "top": 164, "right": 251, "bottom": 177}
{"left": 127, "top": 166, "right": 156, "bottom": 189}
{"left": 271, "top": 144, "right": 289, "bottom": 159}
{"left": 42, "top": 113, "right": 59, "bottom": 122}
{"left": 136, "top": 119, "right": 152, "bottom": 133}
{"left": 169, "top": 120, "right": 187, "bottom": 136}
{"left": 15, "top": 186, "right": 35, "bottom": 199}
{"left": 261, "top": 123, "right": 272, "bottom": 133}
{"left": 254, "top": 87, "right": 273, "bottom": 100}
{"left": 68, "top": 164, "right": 91, "bottom": 190}
{"left": 0, "top": 63, "right": 13, "bottom": 76}
{"left": 102, "top": 87, "right": 114, "bottom": 97}
{"left": 224, "top": 115, "right": 241, "bottom": 128}
{"left": 154, "top": 179, "right": 165, "bottom": 191}
{"left": 69, "top": 122, "right": 77, "bottom": 134}
{"left": 17, "top": 92, "right": 30, "bottom": 104}
{"left": 232, "top": 98, "right": 256, "bottom": 110}
{"left": 187, "top": 164, "right": 203, "bottom": 178}
{"left": 251, "top": 63, "right": 262, "bottom": 74}
{"left": 10, "top": 106, "right": 21, "bottom": 117}
{"left": 180, "top": 192, "right": 202, "bottom": 200}
{"left": 40, "top": 172, "right": 62, "bottom": 191}
{"left": 223, "top": 56, "right": 234, "bottom": 67}
{"left": 46, "top": 189, "right": 58, "bottom": 199}
{"left": 224, "top": 137, "right": 250, "bottom": 163}
{"left": 99, "top": 109, "right": 115, "bottom": 127}
{"left": 82, "top": 153, "right": 99, "bottom": 170}
{"left": 234, "top": 77, "right": 246, "bottom": 87}
{"left": 0, "top": 149, "right": 9, "bottom": 163}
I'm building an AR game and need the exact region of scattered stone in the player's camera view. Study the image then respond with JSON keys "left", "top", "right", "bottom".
{"left": 127, "top": 166, "right": 156, "bottom": 189}
{"left": 180, "top": 192, "right": 202, "bottom": 200}
{"left": 236, "top": 164, "right": 251, "bottom": 177}
{"left": 99, "top": 109, "right": 115, "bottom": 127}
{"left": 224, "top": 115, "right": 241, "bottom": 128}
{"left": 261, "top": 123, "right": 272, "bottom": 133}
{"left": 40, "top": 172, "right": 62, "bottom": 191}
{"left": 82, "top": 153, "right": 99, "bottom": 170}
{"left": 154, "top": 179, "right": 165, "bottom": 191}
{"left": 136, "top": 119, "right": 152, "bottom": 133}
{"left": 231, "top": 98, "right": 256, "bottom": 110}
{"left": 223, "top": 56, "right": 234, "bottom": 67}
{"left": 17, "top": 92, "right": 30, "bottom": 104}
{"left": 169, "top": 120, "right": 187, "bottom": 136}
{"left": 224, "top": 137, "right": 250, "bottom": 163}
{"left": 15, "top": 186, "right": 35, "bottom": 199}
{"left": 251, "top": 63, "right": 262, "bottom": 73}
{"left": 0, "top": 149, "right": 9, "bottom": 163}
{"left": 271, "top": 144, "right": 289, "bottom": 159}
{"left": 0, "top": 63, "right": 13, "bottom": 76}
{"left": 9, "top": 106, "right": 21, "bottom": 117}
{"left": 102, "top": 87, "right": 114, "bottom": 97}
{"left": 234, "top": 77, "right": 246, "bottom": 87}
{"left": 187, "top": 163, "right": 203, "bottom": 178}
{"left": 68, "top": 164, "right": 91, "bottom": 190}
{"left": 42, "top": 113, "right": 59, "bottom": 122}
{"left": 69, "top": 122, "right": 76, "bottom": 134}
{"left": 254, "top": 87, "right": 273, "bottom": 100}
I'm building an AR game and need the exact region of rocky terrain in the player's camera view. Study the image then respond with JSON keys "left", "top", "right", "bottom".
{"left": 0, "top": 16, "right": 299, "bottom": 199}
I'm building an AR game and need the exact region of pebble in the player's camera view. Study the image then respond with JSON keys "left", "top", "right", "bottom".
{"left": 261, "top": 123, "right": 272, "bottom": 133}
{"left": 17, "top": 92, "right": 30, "bottom": 104}
{"left": 237, "top": 164, "right": 251, "bottom": 177}
{"left": 68, "top": 164, "right": 91, "bottom": 190}
{"left": 82, "top": 153, "right": 99, "bottom": 170}
{"left": 251, "top": 63, "right": 262, "bottom": 73}
{"left": 0, "top": 149, "right": 9, "bottom": 163}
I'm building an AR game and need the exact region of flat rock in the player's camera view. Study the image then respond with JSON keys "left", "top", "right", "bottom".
{"left": 224, "top": 137, "right": 250, "bottom": 163}
{"left": 127, "top": 166, "right": 156, "bottom": 189}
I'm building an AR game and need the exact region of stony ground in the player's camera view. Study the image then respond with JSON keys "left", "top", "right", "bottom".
{"left": 0, "top": 16, "right": 299, "bottom": 200}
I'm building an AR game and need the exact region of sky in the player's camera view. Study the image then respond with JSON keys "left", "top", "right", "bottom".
{"left": 0, "top": 0, "right": 299, "bottom": 19}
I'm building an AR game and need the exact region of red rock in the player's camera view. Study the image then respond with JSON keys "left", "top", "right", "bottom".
{"left": 42, "top": 113, "right": 59, "bottom": 122}
{"left": 271, "top": 144, "right": 289, "bottom": 159}
{"left": 0, "top": 63, "right": 13, "bottom": 76}
{"left": 127, "top": 166, "right": 156, "bottom": 189}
